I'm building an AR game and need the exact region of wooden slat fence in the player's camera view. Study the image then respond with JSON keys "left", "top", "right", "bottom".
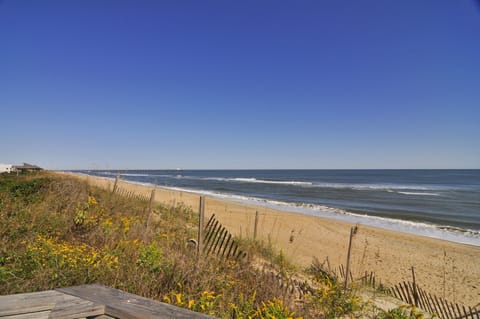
{"left": 202, "top": 215, "right": 312, "bottom": 301}
{"left": 202, "top": 214, "right": 246, "bottom": 260}
{"left": 360, "top": 271, "right": 378, "bottom": 288}
{"left": 337, "top": 263, "right": 354, "bottom": 284}
{"left": 389, "top": 282, "right": 480, "bottom": 319}
{"left": 312, "top": 258, "right": 376, "bottom": 289}
{"left": 261, "top": 266, "right": 314, "bottom": 302}
{"left": 114, "top": 186, "right": 150, "bottom": 202}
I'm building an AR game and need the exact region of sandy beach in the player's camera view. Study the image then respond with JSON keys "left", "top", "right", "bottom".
{"left": 69, "top": 173, "right": 480, "bottom": 307}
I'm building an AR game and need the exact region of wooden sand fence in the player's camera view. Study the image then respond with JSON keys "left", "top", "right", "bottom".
{"left": 114, "top": 186, "right": 150, "bottom": 202}
{"left": 345, "top": 267, "right": 479, "bottom": 319}
{"left": 350, "top": 267, "right": 479, "bottom": 319}
{"left": 261, "top": 267, "right": 315, "bottom": 302}
{"left": 201, "top": 214, "right": 246, "bottom": 260}
{"left": 111, "top": 174, "right": 150, "bottom": 203}
{"left": 389, "top": 281, "right": 480, "bottom": 319}
{"left": 310, "top": 256, "right": 379, "bottom": 289}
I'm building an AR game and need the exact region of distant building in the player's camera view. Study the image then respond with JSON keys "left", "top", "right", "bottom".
{"left": 0, "top": 164, "right": 13, "bottom": 174}
{"left": 13, "top": 163, "right": 43, "bottom": 173}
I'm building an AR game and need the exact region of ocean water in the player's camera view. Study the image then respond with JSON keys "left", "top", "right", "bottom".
{"left": 75, "top": 169, "right": 480, "bottom": 246}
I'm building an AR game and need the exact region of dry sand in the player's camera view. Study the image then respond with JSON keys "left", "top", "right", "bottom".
{"left": 68, "top": 173, "right": 480, "bottom": 307}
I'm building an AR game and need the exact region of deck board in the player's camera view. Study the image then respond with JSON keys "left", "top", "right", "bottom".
{"left": 0, "top": 290, "right": 60, "bottom": 316}
{"left": 49, "top": 296, "right": 105, "bottom": 319}
{"left": 0, "top": 284, "right": 217, "bottom": 319}
{"left": 57, "top": 284, "right": 217, "bottom": 319}
{"left": 0, "top": 310, "right": 50, "bottom": 319}
{"left": 0, "top": 289, "right": 104, "bottom": 319}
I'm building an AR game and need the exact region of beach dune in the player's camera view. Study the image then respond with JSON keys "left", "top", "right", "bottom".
{"left": 72, "top": 173, "right": 480, "bottom": 307}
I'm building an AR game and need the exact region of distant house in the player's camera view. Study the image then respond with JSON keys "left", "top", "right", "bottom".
{"left": 13, "top": 163, "right": 43, "bottom": 173}
{"left": 0, "top": 164, "right": 13, "bottom": 174}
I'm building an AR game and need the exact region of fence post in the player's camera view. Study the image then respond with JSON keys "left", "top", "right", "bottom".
{"left": 148, "top": 187, "right": 156, "bottom": 215}
{"left": 411, "top": 266, "right": 419, "bottom": 307}
{"left": 254, "top": 211, "right": 259, "bottom": 240}
{"left": 112, "top": 174, "right": 119, "bottom": 194}
{"left": 197, "top": 196, "right": 205, "bottom": 254}
{"left": 344, "top": 226, "right": 356, "bottom": 289}
{"left": 144, "top": 187, "right": 156, "bottom": 240}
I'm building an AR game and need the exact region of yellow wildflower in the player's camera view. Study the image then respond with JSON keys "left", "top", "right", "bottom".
{"left": 87, "top": 195, "right": 98, "bottom": 206}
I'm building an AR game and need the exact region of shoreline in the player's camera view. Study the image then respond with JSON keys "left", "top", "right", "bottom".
{"left": 159, "top": 185, "right": 480, "bottom": 247}
{"left": 65, "top": 172, "right": 480, "bottom": 306}
{"left": 72, "top": 171, "right": 480, "bottom": 247}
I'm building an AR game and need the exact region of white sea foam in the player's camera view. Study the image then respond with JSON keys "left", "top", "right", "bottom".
{"left": 119, "top": 173, "right": 151, "bottom": 177}
{"left": 311, "top": 182, "right": 446, "bottom": 191}
{"left": 172, "top": 175, "right": 449, "bottom": 191}
{"left": 222, "top": 178, "right": 439, "bottom": 190}
{"left": 166, "top": 175, "right": 437, "bottom": 191}
{"left": 397, "top": 192, "right": 441, "bottom": 196}
{"left": 99, "top": 171, "right": 117, "bottom": 176}
{"left": 129, "top": 173, "right": 459, "bottom": 193}
{"left": 176, "top": 176, "right": 314, "bottom": 186}
{"left": 227, "top": 177, "right": 313, "bottom": 186}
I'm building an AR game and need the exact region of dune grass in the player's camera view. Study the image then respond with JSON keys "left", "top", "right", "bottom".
{"left": 0, "top": 172, "right": 414, "bottom": 319}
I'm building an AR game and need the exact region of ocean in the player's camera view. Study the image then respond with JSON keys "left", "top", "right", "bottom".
{"left": 75, "top": 169, "right": 480, "bottom": 246}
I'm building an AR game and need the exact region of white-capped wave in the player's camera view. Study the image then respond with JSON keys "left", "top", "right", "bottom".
{"left": 111, "top": 172, "right": 456, "bottom": 192}
{"left": 193, "top": 175, "right": 447, "bottom": 192}
{"left": 212, "top": 178, "right": 437, "bottom": 190}
{"left": 398, "top": 192, "right": 440, "bottom": 196}
{"left": 227, "top": 177, "right": 313, "bottom": 186}
{"left": 99, "top": 171, "right": 117, "bottom": 176}
{"left": 311, "top": 182, "right": 443, "bottom": 192}
{"left": 179, "top": 176, "right": 314, "bottom": 186}
{"left": 120, "top": 173, "right": 151, "bottom": 177}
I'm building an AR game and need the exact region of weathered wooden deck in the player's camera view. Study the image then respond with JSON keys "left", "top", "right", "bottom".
{"left": 0, "top": 284, "right": 216, "bottom": 319}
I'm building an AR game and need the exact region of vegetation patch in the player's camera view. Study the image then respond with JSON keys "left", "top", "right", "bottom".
{"left": 0, "top": 172, "right": 411, "bottom": 318}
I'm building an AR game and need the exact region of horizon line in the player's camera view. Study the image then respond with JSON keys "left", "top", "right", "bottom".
{"left": 56, "top": 168, "right": 480, "bottom": 171}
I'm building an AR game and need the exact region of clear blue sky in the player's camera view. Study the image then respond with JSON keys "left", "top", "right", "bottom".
{"left": 1, "top": 0, "right": 479, "bottom": 169}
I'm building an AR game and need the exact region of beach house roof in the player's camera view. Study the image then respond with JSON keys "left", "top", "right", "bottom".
{"left": 13, "top": 163, "right": 43, "bottom": 172}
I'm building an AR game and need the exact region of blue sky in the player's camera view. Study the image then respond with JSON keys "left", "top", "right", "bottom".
{"left": 1, "top": 0, "right": 479, "bottom": 169}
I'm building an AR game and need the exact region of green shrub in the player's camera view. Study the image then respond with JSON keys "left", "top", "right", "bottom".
{"left": 0, "top": 175, "right": 49, "bottom": 203}
{"left": 137, "top": 242, "right": 163, "bottom": 272}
